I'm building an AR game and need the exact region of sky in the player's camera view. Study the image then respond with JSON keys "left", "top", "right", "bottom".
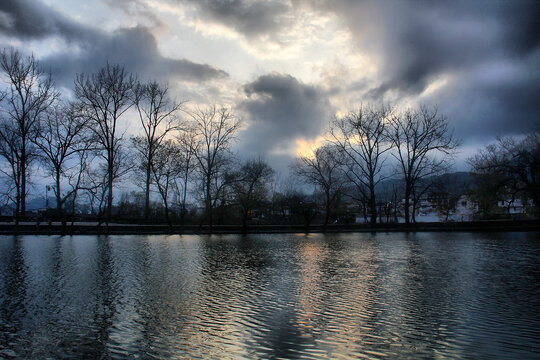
{"left": 1, "top": 0, "right": 539, "bottom": 175}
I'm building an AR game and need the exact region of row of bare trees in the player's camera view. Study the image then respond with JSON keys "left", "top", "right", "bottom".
{"left": 11, "top": 47, "right": 524, "bottom": 228}
{"left": 292, "top": 104, "right": 460, "bottom": 227}
{"left": 0, "top": 47, "right": 460, "bottom": 228}
{"left": 0, "top": 50, "right": 57, "bottom": 221}
{"left": 0, "top": 48, "right": 251, "bottom": 228}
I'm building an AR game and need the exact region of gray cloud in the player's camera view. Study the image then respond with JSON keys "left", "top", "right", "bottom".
{"left": 238, "top": 73, "right": 332, "bottom": 162}
{"left": 2, "top": 0, "right": 539, "bottom": 155}
{"left": 41, "top": 26, "right": 228, "bottom": 88}
{"left": 0, "top": 0, "right": 96, "bottom": 42}
{"left": 0, "top": 0, "right": 228, "bottom": 88}
{"left": 102, "top": 0, "right": 164, "bottom": 28}
{"left": 317, "top": 0, "right": 540, "bottom": 96}
{"left": 307, "top": 0, "right": 540, "bottom": 143}
{"left": 431, "top": 53, "right": 540, "bottom": 144}
{"left": 179, "top": 0, "right": 291, "bottom": 38}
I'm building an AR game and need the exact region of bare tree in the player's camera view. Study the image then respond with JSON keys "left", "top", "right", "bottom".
{"left": 190, "top": 105, "right": 241, "bottom": 230}
{"left": 329, "top": 104, "right": 393, "bottom": 224}
{"left": 132, "top": 80, "right": 183, "bottom": 218}
{"left": 292, "top": 144, "right": 345, "bottom": 230}
{"left": 0, "top": 48, "right": 57, "bottom": 221}
{"left": 81, "top": 165, "right": 109, "bottom": 221}
{"left": 469, "top": 131, "right": 539, "bottom": 214}
{"left": 33, "top": 103, "right": 90, "bottom": 227}
{"left": 174, "top": 128, "right": 197, "bottom": 224}
{"left": 74, "top": 63, "right": 136, "bottom": 221}
{"left": 231, "top": 158, "right": 274, "bottom": 232}
{"left": 387, "top": 106, "right": 459, "bottom": 223}
{"left": 151, "top": 139, "right": 183, "bottom": 227}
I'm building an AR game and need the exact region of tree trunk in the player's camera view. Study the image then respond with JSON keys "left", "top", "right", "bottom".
{"left": 362, "top": 200, "right": 368, "bottom": 223}
{"left": 404, "top": 185, "right": 411, "bottom": 224}
{"left": 145, "top": 151, "right": 152, "bottom": 219}
{"left": 164, "top": 199, "right": 171, "bottom": 230}
{"left": 145, "top": 165, "right": 151, "bottom": 219}
{"left": 15, "top": 187, "right": 20, "bottom": 225}
{"left": 369, "top": 183, "right": 377, "bottom": 225}
{"left": 323, "top": 192, "right": 330, "bottom": 232}
{"left": 242, "top": 208, "right": 248, "bottom": 234}
{"left": 205, "top": 176, "right": 213, "bottom": 233}
{"left": 411, "top": 198, "right": 417, "bottom": 223}
{"left": 181, "top": 174, "right": 189, "bottom": 225}
{"left": 21, "top": 156, "right": 26, "bottom": 218}
{"left": 303, "top": 213, "right": 312, "bottom": 233}
{"left": 107, "top": 156, "right": 114, "bottom": 223}
{"left": 56, "top": 168, "right": 66, "bottom": 229}
{"left": 71, "top": 190, "right": 78, "bottom": 231}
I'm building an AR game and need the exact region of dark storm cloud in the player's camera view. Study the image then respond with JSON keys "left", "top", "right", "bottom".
{"left": 0, "top": 0, "right": 94, "bottom": 42}
{"left": 179, "top": 0, "right": 291, "bottom": 38}
{"left": 433, "top": 53, "right": 540, "bottom": 144}
{"left": 239, "top": 73, "right": 332, "bottom": 157}
{"left": 307, "top": 0, "right": 540, "bottom": 142}
{"left": 0, "top": 0, "right": 228, "bottom": 88}
{"left": 315, "top": 0, "right": 540, "bottom": 96}
{"left": 41, "top": 26, "right": 228, "bottom": 88}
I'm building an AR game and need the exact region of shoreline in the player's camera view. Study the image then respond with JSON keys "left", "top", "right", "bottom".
{"left": 0, "top": 220, "right": 538, "bottom": 235}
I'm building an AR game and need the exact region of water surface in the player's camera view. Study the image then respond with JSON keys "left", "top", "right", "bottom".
{"left": 0, "top": 232, "right": 539, "bottom": 359}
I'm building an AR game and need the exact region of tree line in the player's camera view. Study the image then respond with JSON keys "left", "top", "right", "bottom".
{"left": 1, "top": 48, "right": 537, "bottom": 230}
{"left": 0, "top": 48, "right": 269, "bottom": 231}
{"left": 292, "top": 104, "right": 460, "bottom": 229}
{"left": 468, "top": 132, "right": 539, "bottom": 218}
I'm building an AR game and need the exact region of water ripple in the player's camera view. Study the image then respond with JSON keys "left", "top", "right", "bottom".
{"left": 0, "top": 232, "right": 539, "bottom": 358}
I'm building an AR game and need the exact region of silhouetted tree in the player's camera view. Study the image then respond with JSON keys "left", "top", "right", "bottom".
{"left": 132, "top": 80, "right": 183, "bottom": 218}
{"left": 231, "top": 159, "right": 274, "bottom": 232}
{"left": 0, "top": 48, "right": 57, "bottom": 221}
{"left": 190, "top": 105, "right": 241, "bottom": 230}
{"left": 387, "top": 106, "right": 459, "bottom": 223}
{"left": 81, "top": 164, "right": 109, "bottom": 220}
{"left": 469, "top": 132, "right": 539, "bottom": 215}
{"left": 330, "top": 104, "right": 393, "bottom": 224}
{"left": 151, "top": 139, "right": 183, "bottom": 227}
{"left": 33, "top": 103, "right": 90, "bottom": 227}
{"left": 292, "top": 144, "right": 345, "bottom": 231}
{"left": 175, "top": 128, "right": 197, "bottom": 224}
{"left": 74, "top": 63, "right": 136, "bottom": 222}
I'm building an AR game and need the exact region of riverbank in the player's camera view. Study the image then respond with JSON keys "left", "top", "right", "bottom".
{"left": 0, "top": 220, "right": 539, "bottom": 235}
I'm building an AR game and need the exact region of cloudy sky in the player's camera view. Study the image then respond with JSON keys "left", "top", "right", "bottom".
{"left": 1, "top": 0, "right": 539, "bottom": 173}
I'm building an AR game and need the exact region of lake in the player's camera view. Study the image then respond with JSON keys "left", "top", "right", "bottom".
{"left": 0, "top": 232, "right": 539, "bottom": 359}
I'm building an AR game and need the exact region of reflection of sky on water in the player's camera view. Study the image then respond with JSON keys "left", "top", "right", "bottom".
{"left": 0, "top": 232, "right": 539, "bottom": 358}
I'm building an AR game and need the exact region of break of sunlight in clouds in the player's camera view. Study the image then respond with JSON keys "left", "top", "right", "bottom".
{"left": 150, "top": 0, "right": 357, "bottom": 88}
{"left": 295, "top": 136, "right": 328, "bottom": 158}
{"left": 1, "top": 0, "right": 539, "bottom": 175}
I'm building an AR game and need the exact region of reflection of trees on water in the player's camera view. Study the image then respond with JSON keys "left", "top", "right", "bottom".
{"left": 398, "top": 234, "right": 465, "bottom": 357}
{"left": 156, "top": 234, "right": 310, "bottom": 359}
{"left": 128, "top": 235, "right": 205, "bottom": 358}
{"left": 294, "top": 233, "right": 382, "bottom": 357}
{"left": 238, "top": 235, "right": 307, "bottom": 358}
{"left": 459, "top": 232, "right": 540, "bottom": 357}
{"left": 83, "top": 236, "right": 119, "bottom": 357}
{"left": 0, "top": 236, "right": 28, "bottom": 354}
{"left": 0, "top": 233, "right": 538, "bottom": 358}
{"left": 184, "top": 235, "right": 287, "bottom": 358}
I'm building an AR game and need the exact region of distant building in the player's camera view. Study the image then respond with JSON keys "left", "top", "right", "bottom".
{"left": 497, "top": 198, "right": 532, "bottom": 215}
